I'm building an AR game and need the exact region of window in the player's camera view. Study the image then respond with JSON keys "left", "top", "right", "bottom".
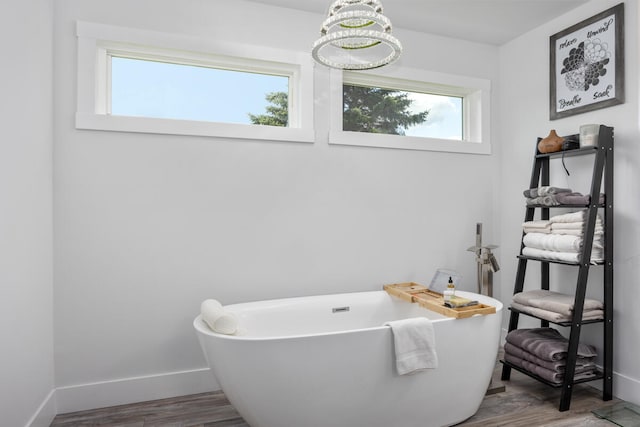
{"left": 342, "top": 83, "right": 463, "bottom": 140}
{"left": 110, "top": 56, "right": 290, "bottom": 126}
{"left": 76, "top": 21, "right": 314, "bottom": 142}
{"left": 330, "top": 69, "right": 491, "bottom": 154}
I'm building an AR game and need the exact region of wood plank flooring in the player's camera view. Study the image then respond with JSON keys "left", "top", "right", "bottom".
{"left": 51, "top": 359, "right": 622, "bottom": 426}
{"left": 50, "top": 391, "right": 247, "bottom": 427}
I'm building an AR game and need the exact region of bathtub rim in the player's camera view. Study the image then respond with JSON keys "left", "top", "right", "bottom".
{"left": 194, "top": 289, "right": 503, "bottom": 342}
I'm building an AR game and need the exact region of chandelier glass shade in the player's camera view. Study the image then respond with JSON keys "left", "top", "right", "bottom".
{"left": 312, "top": 0, "right": 402, "bottom": 70}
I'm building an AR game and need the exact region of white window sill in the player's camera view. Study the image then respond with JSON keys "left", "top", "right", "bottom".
{"left": 76, "top": 113, "right": 315, "bottom": 143}
{"left": 329, "top": 130, "right": 490, "bottom": 154}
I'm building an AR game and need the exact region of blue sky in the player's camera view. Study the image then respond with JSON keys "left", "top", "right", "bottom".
{"left": 111, "top": 57, "right": 288, "bottom": 124}
{"left": 111, "top": 56, "right": 463, "bottom": 139}
{"left": 405, "top": 93, "right": 463, "bottom": 140}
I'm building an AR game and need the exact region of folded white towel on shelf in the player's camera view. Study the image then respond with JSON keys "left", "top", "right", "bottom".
{"left": 201, "top": 299, "right": 238, "bottom": 335}
{"left": 551, "top": 222, "right": 603, "bottom": 231}
{"left": 523, "top": 232, "right": 583, "bottom": 253}
{"left": 551, "top": 222, "right": 584, "bottom": 230}
{"left": 510, "top": 302, "right": 604, "bottom": 323}
{"left": 513, "top": 289, "right": 604, "bottom": 316}
{"left": 549, "top": 210, "right": 587, "bottom": 223}
{"left": 385, "top": 318, "right": 438, "bottom": 375}
{"left": 523, "top": 220, "right": 551, "bottom": 229}
{"left": 522, "top": 246, "right": 604, "bottom": 264}
{"left": 548, "top": 225, "right": 605, "bottom": 249}
{"left": 550, "top": 228, "right": 604, "bottom": 237}
{"left": 550, "top": 210, "right": 603, "bottom": 225}
{"left": 523, "top": 220, "right": 551, "bottom": 234}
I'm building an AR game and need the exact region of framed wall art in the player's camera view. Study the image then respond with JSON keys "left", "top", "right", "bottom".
{"left": 549, "top": 3, "right": 624, "bottom": 120}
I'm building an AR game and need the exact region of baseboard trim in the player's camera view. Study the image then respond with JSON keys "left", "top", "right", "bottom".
{"left": 36, "top": 363, "right": 640, "bottom": 420}
{"left": 584, "top": 369, "right": 640, "bottom": 408}
{"left": 605, "top": 370, "right": 640, "bottom": 407}
{"left": 26, "top": 389, "right": 57, "bottom": 427}
{"left": 55, "top": 367, "right": 220, "bottom": 414}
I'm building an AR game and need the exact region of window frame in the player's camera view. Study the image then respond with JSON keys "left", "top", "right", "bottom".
{"left": 76, "top": 21, "right": 314, "bottom": 143}
{"left": 329, "top": 68, "right": 491, "bottom": 154}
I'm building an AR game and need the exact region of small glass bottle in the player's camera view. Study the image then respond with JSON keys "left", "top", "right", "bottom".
{"left": 444, "top": 276, "right": 456, "bottom": 304}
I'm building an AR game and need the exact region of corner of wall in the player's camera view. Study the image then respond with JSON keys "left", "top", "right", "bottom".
{"left": 26, "top": 390, "right": 57, "bottom": 427}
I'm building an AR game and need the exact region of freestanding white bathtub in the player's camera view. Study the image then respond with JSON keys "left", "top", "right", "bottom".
{"left": 194, "top": 290, "right": 503, "bottom": 427}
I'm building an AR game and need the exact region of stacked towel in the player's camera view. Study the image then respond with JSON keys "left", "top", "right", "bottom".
{"left": 526, "top": 195, "right": 561, "bottom": 206}
{"left": 523, "top": 220, "right": 551, "bottom": 234}
{"left": 523, "top": 233, "right": 584, "bottom": 252}
{"left": 201, "top": 299, "right": 239, "bottom": 335}
{"left": 523, "top": 186, "right": 604, "bottom": 207}
{"left": 521, "top": 209, "right": 605, "bottom": 264}
{"left": 551, "top": 223, "right": 604, "bottom": 236}
{"left": 522, "top": 246, "right": 604, "bottom": 264}
{"left": 551, "top": 216, "right": 604, "bottom": 236}
{"left": 504, "top": 328, "right": 598, "bottom": 384}
{"left": 511, "top": 289, "right": 604, "bottom": 323}
{"left": 556, "top": 192, "right": 605, "bottom": 205}
{"left": 550, "top": 210, "right": 597, "bottom": 223}
{"left": 523, "top": 186, "right": 572, "bottom": 198}
{"left": 504, "top": 343, "right": 595, "bottom": 373}
{"left": 524, "top": 186, "right": 571, "bottom": 206}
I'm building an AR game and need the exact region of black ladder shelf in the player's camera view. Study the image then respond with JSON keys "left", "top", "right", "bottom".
{"left": 500, "top": 125, "right": 614, "bottom": 412}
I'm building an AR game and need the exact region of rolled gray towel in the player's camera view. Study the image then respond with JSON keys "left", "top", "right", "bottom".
{"left": 524, "top": 186, "right": 573, "bottom": 199}
{"left": 538, "top": 186, "right": 573, "bottom": 196}
{"left": 526, "top": 195, "right": 560, "bottom": 206}
{"left": 555, "top": 192, "right": 605, "bottom": 205}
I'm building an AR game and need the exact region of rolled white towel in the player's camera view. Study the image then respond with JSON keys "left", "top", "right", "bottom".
{"left": 201, "top": 299, "right": 224, "bottom": 330}
{"left": 213, "top": 312, "right": 238, "bottom": 335}
{"left": 201, "top": 298, "right": 222, "bottom": 314}
{"left": 201, "top": 299, "right": 238, "bottom": 335}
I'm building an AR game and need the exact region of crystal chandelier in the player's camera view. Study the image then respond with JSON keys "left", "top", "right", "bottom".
{"left": 312, "top": 0, "right": 402, "bottom": 70}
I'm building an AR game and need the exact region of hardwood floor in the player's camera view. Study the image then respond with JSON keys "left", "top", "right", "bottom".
{"left": 50, "top": 391, "right": 248, "bottom": 427}
{"left": 461, "top": 365, "right": 619, "bottom": 426}
{"left": 51, "top": 360, "right": 621, "bottom": 426}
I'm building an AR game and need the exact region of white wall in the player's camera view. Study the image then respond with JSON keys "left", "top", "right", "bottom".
{"left": 498, "top": 0, "right": 640, "bottom": 405}
{"left": 0, "top": 0, "right": 55, "bottom": 426}
{"left": 52, "top": 0, "right": 500, "bottom": 411}
{"left": 6, "top": 0, "right": 636, "bottom": 420}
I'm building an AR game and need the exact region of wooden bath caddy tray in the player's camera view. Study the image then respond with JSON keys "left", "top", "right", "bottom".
{"left": 383, "top": 282, "right": 496, "bottom": 319}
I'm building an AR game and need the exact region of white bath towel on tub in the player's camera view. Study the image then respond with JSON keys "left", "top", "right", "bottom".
{"left": 384, "top": 318, "right": 438, "bottom": 375}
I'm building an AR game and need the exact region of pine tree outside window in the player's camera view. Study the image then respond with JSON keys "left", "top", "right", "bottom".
{"left": 329, "top": 69, "right": 491, "bottom": 154}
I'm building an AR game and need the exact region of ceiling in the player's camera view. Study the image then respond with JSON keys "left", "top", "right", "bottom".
{"left": 245, "top": 0, "right": 590, "bottom": 45}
